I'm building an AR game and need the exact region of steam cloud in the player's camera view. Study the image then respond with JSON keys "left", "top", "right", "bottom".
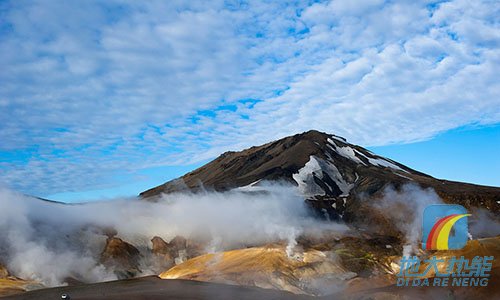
{"left": 371, "top": 184, "right": 500, "bottom": 257}
{"left": 371, "top": 184, "right": 443, "bottom": 257}
{"left": 0, "top": 183, "right": 347, "bottom": 287}
{"left": 1, "top": 182, "right": 497, "bottom": 290}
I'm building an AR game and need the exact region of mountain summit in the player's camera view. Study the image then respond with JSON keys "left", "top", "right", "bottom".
{"left": 140, "top": 130, "right": 499, "bottom": 217}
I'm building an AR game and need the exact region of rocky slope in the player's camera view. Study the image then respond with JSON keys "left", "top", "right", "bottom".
{"left": 100, "top": 237, "right": 142, "bottom": 278}
{"left": 141, "top": 130, "right": 499, "bottom": 222}
{"left": 0, "top": 264, "right": 43, "bottom": 297}
{"left": 3, "top": 235, "right": 498, "bottom": 300}
{"left": 159, "top": 236, "right": 500, "bottom": 298}
{"left": 160, "top": 244, "right": 361, "bottom": 295}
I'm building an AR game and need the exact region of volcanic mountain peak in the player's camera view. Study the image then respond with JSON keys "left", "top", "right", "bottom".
{"left": 140, "top": 130, "right": 499, "bottom": 214}
{"left": 141, "top": 130, "right": 420, "bottom": 198}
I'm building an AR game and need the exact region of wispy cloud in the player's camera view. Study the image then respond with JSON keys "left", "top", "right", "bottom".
{"left": 0, "top": 0, "right": 499, "bottom": 196}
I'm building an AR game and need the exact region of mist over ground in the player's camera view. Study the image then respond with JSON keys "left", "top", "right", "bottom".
{"left": 0, "top": 183, "right": 347, "bottom": 286}
{"left": 0, "top": 183, "right": 497, "bottom": 288}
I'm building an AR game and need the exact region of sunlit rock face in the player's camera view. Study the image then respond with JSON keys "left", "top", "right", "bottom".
{"left": 0, "top": 263, "right": 44, "bottom": 297}
{"left": 100, "top": 237, "right": 142, "bottom": 279}
{"left": 151, "top": 236, "right": 206, "bottom": 264}
{"left": 156, "top": 235, "right": 402, "bottom": 296}
{"left": 158, "top": 239, "right": 406, "bottom": 296}
{"left": 150, "top": 236, "right": 174, "bottom": 271}
{"left": 159, "top": 237, "right": 500, "bottom": 298}
{"left": 0, "top": 265, "right": 8, "bottom": 279}
{"left": 160, "top": 244, "right": 355, "bottom": 295}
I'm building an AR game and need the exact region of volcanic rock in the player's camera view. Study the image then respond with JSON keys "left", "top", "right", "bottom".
{"left": 0, "top": 264, "right": 8, "bottom": 279}
{"left": 160, "top": 244, "right": 355, "bottom": 295}
{"left": 101, "top": 237, "right": 141, "bottom": 278}
{"left": 151, "top": 236, "right": 205, "bottom": 267}
{"left": 0, "top": 264, "right": 44, "bottom": 297}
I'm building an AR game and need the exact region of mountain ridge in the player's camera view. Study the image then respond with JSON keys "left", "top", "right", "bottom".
{"left": 140, "top": 130, "right": 499, "bottom": 216}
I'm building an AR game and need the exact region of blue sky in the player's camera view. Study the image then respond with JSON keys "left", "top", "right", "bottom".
{"left": 370, "top": 124, "right": 500, "bottom": 187}
{"left": 0, "top": 0, "right": 499, "bottom": 202}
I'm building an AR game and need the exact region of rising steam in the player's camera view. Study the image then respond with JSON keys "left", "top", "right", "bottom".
{"left": 371, "top": 184, "right": 443, "bottom": 257}
{"left": 370, "top": 184, "right": 500, "bottom": 257}
{"left": 1, "top": 182, "right": 498, "bottom": 290}
{"left": 0, "top": 183, "right": 347, "bottom": 287}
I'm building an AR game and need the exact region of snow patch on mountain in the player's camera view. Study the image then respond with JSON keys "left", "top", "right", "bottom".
{"left": 292, "top": 157, "right": 325, "bottom": 197}
{"left": 236, "top": 180, "right": 263, "bottom": 191}
{"left": 327, "top": 138, "right": 366, "bottom": 165}
{"left": 352, "top": 148, "right": 409, "bottom": 173}
{"left": 329, "top": 135, "right": 347, "bottom": 143}
{"left": 366, "top": 156, "right": 408, "bottom": 173}
{"left": 327, "top": 136, "right": 406, "bottom": 174}
{"left": 293, "top": 156, "right": 353, "bottom": 198}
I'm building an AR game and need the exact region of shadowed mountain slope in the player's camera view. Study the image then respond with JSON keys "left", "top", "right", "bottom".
{"left": 140, "top": 130, "right": 499, "bottom": 216}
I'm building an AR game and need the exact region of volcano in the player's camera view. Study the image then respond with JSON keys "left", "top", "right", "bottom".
{"left": 2, "top": 130, "right": 499, "bottom": 300}
{"left": 140, "top": 130, "right": 499, "bottom": 218}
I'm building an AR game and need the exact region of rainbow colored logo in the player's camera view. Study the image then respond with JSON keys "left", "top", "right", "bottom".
{"left": 422, "top": 204, "right": 470, "bottom": 250}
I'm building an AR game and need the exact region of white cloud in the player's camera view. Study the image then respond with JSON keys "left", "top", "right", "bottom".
{"left": 0, "top": 0, "right": 499, "bottom": 196}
